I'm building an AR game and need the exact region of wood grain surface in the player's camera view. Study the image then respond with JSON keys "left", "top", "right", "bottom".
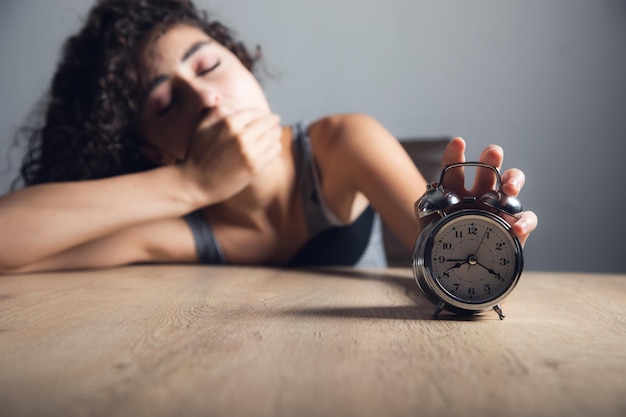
{"left": 0, "top": 266, "right": 625, "bottom": 417}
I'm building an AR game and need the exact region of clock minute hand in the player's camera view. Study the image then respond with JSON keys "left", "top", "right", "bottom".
{"left": 475, "top": 261, "right": 505, "bottom": 281}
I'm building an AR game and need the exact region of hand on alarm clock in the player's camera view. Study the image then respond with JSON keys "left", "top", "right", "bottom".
{"left": 439, "top": 137, "right": 538, "bottom": 247}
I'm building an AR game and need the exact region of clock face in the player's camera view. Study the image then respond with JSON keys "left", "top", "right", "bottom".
{"left": 425, "top": 212, "right": 522, "bottom": 305}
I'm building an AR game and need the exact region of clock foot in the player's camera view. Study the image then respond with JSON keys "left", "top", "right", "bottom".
{"left": 493, "top": 304, "right": 506, "bottom": 320}
{"left": 433, "top": 301, "right": 446, "bottom": 318}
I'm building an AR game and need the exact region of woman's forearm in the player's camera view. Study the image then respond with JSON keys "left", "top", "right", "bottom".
{"left": 0, "top": 164, "right": 204, "bottom": 271}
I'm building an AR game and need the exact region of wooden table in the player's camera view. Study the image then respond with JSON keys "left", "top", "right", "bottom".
{"left": 1, "top": 266, "right": 625, "bottom": 417}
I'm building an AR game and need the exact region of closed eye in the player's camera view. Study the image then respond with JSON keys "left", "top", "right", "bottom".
{"left": 198, "top": 60, "right": 221, "bottom": 76}
{"left": 157, "top": 92, "right": 177, "bottom": 117}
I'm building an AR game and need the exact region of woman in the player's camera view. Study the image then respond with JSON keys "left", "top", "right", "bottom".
{"left": 0, "top": 0, "right": 537, "bottom": 273}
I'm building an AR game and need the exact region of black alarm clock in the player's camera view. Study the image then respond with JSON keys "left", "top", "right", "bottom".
{"left": 412, "top": 162, "right": 524, "bottom": 319}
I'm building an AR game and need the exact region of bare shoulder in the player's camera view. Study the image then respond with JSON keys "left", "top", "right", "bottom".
{"left": 306, "top": 113, "right": 405, "bottom": 170}
{"left": 307, "top": 113, "right": 388, "bottom": 153}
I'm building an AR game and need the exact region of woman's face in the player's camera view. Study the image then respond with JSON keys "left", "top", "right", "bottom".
{"left": 137, "top": 24, "right": 270, "bottom": 164}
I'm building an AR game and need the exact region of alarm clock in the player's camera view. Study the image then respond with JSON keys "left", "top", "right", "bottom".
{"left": 412, "top": 162, "right": 524, "bottom": 319}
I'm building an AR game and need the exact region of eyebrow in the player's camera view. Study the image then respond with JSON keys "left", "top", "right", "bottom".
{"left": 181, "top": 40, "right": 212, "bottom": 62}
{"left": 140, "top": 40, "right": 213, "bottom": 108}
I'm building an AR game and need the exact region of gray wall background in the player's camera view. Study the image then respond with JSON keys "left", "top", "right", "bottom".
{"left": 1, "top": 0, "right": 625, "bottom": 273}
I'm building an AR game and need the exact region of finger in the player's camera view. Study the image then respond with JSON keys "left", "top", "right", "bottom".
{"left": 511, "top": 210, "right": 538, "bottom": 247}
{"left": 187, "top": 108, "right": 270, "bottom": 163}
{"left": 196, "top": 107, "right": 267, "bottom": 137}
{"left": 440, "top": 137, "right": 466, "bottom": 191}
{"left": 190, "top": 107, "right": 264, "bottom": 155}
{"left": 253, "top": 125, "right": 283, "bottom": 173}
{"left": 238, "top": 116, "right": 282, "bottom": 174}
{"left": 220, "top": 108, "right": 269, "bottom": 134}
{"left": 239, "top": 113, "right": 281, "bottom": 146}
{"left": 501, "top": 168, "right": 526, "bottom": 197}
{"left": 196, "top": 103, "right": 239, "bottom": 130}
{"left": 473, "top": 144, "right": 503, "bottom": 194}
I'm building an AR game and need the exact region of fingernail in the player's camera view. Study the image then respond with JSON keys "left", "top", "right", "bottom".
{"left": 508, "top": 178, "right": 520, "bottom": 189}
{"left": 515, "top": 219, "right": 528, "bottom": 234}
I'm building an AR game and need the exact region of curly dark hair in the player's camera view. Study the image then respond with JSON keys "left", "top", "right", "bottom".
{"left": 18, "top": 0, "right": 259, "bottom": 186}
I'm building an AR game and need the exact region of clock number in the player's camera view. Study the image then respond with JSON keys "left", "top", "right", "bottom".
{"left": 468, "top": 287, "right": 476, "bottom": 295}
{"left": 499, "top": 258, "right": 510, "bottom": 266}
{"left": 441, "top": 242, "right": 452, "bottom": 250}
{"left": 455, "top": 230, "right": 463, "bottom": 238}
{"left": 438, "top": 271, "right": 450, "bottom": 280}
{"left": 484, "top": 284, "right": 492, "bottom": 294}
{"left": 438, "top": 256, "right": 446, "bottom": 263}
{"left": 452, "top": 283, "right": 460, "bottom": 293}
{"left": 496, "top": 242, "right": 505, "bottom": 251}
{"left": 468, "top": 226, "right": 478, "bottom": 235}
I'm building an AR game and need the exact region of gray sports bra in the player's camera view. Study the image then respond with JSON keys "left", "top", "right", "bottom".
{"left": 184, "top": 122, "right": 388, "bottom": 268}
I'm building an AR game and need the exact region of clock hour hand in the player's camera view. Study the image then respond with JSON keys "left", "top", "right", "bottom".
{"left": 445, "top": 259, "right": 468, "bottom": 270}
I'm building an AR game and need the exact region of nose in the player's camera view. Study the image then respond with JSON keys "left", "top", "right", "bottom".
{"left": 196, "top": 87, "right": 220, "bottom": 119}
{"left": 182, "top": 76, "right": 220, "bottom": 118}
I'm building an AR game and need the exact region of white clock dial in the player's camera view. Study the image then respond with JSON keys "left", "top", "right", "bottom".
{"left": 427, "top": 213, "right": 520, "bottom": 305}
